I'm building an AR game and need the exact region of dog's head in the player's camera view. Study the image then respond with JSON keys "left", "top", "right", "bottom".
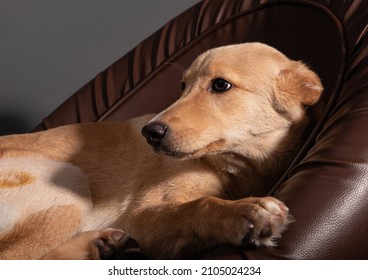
{"left": 142, "top": 43, "right": 323, "bottom": 161}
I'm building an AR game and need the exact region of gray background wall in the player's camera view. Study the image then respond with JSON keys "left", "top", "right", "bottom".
{"left": 0, "top": 0, "right": 199, "bottom": 135}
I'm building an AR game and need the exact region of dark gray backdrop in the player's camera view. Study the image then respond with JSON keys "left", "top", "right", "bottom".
{"left": 0, "top": 0, "right": 199, "bottom": 135}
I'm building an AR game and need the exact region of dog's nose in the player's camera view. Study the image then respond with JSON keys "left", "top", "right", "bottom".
{"left": 141, "top": 122, "right": 168, "bottom": 147}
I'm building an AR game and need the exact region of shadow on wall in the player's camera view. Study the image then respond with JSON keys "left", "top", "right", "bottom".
{"left": 0, "top": 113, "right": 32, "bottom": 136}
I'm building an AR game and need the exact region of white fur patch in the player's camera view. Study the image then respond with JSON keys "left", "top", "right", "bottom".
{"left": 0, "top": 204, "right": 20, "bottom": 231}
{"left": 0, "top": 156, "right": 92, "bottom": 233}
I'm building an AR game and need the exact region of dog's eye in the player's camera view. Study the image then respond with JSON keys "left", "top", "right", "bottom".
{"left": 211, "top": 78, "right": 232, "bottom": 93}
{"left": 180, "top": 82, "right": 186, "bottom": 92}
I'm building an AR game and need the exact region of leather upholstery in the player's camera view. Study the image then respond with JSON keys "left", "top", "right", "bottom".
{"left": 34, "top": 0, "right": 368, "bottom": 259}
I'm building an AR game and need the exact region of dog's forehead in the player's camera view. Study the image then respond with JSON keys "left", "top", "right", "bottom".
{"left": 185, "top": 43, "right": 289, "bottom": 81}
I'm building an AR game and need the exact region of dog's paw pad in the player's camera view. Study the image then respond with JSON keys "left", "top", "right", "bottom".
{"left": 92, "top": 229, "right": 128, "bottom": 259}
{"left": 91, "top": 229, "right": 144, "bottom": 260}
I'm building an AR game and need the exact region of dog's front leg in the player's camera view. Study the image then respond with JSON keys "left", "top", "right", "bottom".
{"left": 128, "top": 196, "right": 291, "bottom": 259}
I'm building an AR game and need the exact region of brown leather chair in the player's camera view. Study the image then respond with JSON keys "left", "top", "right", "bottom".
{"left": 34, "top": 0, "right": 368, "bottom": 259}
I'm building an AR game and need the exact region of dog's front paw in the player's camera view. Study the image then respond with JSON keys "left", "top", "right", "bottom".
{"left": 234, "top": 197, "right": 293, "bottom": 247}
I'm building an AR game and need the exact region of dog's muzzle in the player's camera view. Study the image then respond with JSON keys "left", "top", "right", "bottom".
{"left": 141, "top": 122, "right": 168, "bottom": 148}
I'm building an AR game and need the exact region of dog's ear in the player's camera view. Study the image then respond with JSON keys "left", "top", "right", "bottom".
{"left": 275, "top": 61, "right": 323, "bottom": 107}
{"left": 272, "top": 61, "right": 323, "bottom": 120}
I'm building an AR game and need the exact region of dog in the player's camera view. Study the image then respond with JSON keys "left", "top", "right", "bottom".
{"left": 0, "top": 43, "right": 323, "bottom": 259}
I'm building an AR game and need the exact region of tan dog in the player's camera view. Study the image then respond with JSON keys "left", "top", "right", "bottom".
{"left": 0, "top": 43, "right": 322, "bottom": 259}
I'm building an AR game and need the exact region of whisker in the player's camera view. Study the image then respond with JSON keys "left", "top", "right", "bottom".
{"left": 164, "top": 61, "right": 187, "bottom": 75}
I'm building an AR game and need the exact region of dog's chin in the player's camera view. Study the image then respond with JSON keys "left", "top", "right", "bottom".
{"left": 153, "top": 147, "right": 180, "bottom": 158}
{"left": 152, "top": 145, "right": 191, "bottom": 160}
{"left": 153, "top": 139, "right": 226, "bottom": 160}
